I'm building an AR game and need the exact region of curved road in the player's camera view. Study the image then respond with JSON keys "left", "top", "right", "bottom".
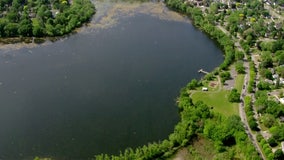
{"left": 239, "top": 57, "right": 266, "bottom": 160}
{"left": 216, "top": 23, "right": 265, "bottom": 159}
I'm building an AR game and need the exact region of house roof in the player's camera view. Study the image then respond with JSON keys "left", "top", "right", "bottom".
{"left": 280, "top": 98, "right": 284, "bottom": 104}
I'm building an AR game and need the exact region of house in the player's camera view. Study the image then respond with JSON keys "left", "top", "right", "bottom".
{"left": 202, "top": 87, "right": 208, "bottom": 91}
{"left": 273, "top": 74, "right": 279, "bottom": 79}
{"left": 280, "top": 116, "right": 284, "bottom": 123}
{"left": 279, "top": 98, "right": 284, "bottom": 104}
{"left": 280, "top": 78, "right": 284, "bottom": 84}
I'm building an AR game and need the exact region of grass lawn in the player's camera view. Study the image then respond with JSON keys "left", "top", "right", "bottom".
{"left": 191, "top": 90, "right": 239, "bottom": 116}
{"left": 235, "top": 74, "right": 245, "bottom": 92}
{"left": 191, "top": 72, "right": 244, "bottom": 116}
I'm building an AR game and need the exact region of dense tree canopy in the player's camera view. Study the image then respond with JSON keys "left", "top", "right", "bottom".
{"left": 0, "top": 0, "right": 95, "bottom": 37}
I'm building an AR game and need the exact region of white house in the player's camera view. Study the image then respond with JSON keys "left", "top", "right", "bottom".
{"left": 272, "top": 74, "right": 279, "bottom": 79}
{"left": 279, "top": 98, "right": 284, "bottom": 105}
{"left": 202, "top": 87, "right": 208, "bottom": 91}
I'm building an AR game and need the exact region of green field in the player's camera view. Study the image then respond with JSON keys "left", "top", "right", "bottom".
{"left": 191, "top": 90, "right": 239, "bottom": 116}
{"left": 191, "top": 72, "right": 244, "bottom": 116}
{"left": 235, "top": 74, "right": 245, "bottom": 92}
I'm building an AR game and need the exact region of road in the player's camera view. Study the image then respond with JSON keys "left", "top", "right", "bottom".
{"left": 264, "top": 4, "right": 284, "bottom": 21}
{"left": 239, "top": 58, "right": 266, "bottom": 160}
{"left": 217, "top": 24, "right": 266, "bottom": 160}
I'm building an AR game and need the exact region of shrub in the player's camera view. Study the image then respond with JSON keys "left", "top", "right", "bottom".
{"left": 228, "top": 88, "right": 240, "bottom": 102}
{"left": 267, "top": 137, "right": 277, "bottom": 147}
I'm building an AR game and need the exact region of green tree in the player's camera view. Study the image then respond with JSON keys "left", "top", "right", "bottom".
{"left": 261, "top": 114, "right": 276, "bottom": 128}
{"left": 220, "top": 71, "right": 231, "bottom": 83}
{"left": 18, "top": 18, "right": 32, "bottom": 36}
{"left": 228, "top": 88, "right": 240, "bottom": 102}
{"left": 270, "top": 125, "right": 284, "bottom": 142}
{"left": 209, "top": 3, "right": 219, "bottom": 14}
{"left": 267, "top": 137, "right": 277, "bottom": 147}
{"left": 4, "top": 23, "right": 19, "bottom": 36}
{"left": 261, "top": 52, "right": 273, "bottom": 68}
{"left": 6, "top": 10, "right": 19, "bottom": 23}
{"left": 248, "top": 116, "right": 259, "bottom": 131}
{"left": 257, "top": 81, "right": 271, "bottom": 90}
{"left": 275, "top": 50, "right": 284, "bottom": 65}
{"left": 235, "top": 61, "right": 245, "bottom": 74}
{"left": 274, "top": 149, "right": 284, "bottom": 160}
{"left": 187, "top": 79, "right": 199, "bottom": 90}
{"left": 235, "top": 51, "right": 244, "bottom": 60}
{"left": 0, "top": 18, "right": 8, "bottom": 36}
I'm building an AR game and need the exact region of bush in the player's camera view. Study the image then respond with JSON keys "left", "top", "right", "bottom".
{"left": 274, "top": 149, "right": 284, "bottom": 160}
{"left": 256, "top": 133, "right": 263, "bottom": 142}
{"left": 187, "top": 79, "right": 200, "bottom": 90}
{"left": 220, "top": 71, "right": 231, "bottom": 83}
{"left": 228, "top": 88, "right": 240, "bottom": 102}
{"left": 248, "top": 116, "right": 259, "bottom": 131}
{"left": 257, "top": 81, "right": 271, "bottom": 90}
{"left": 267, "top": 137, "right": 277, "bottom": 147}
{"left": 235, "top": 61, "right": 246, "bottom": 74}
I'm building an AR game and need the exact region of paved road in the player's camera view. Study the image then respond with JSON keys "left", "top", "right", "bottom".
{"left": 207, "top": 10, "right": 266, "bottom": 160}
{"left": 239, "top": 58, "right": 266, "bottom": 160}
{"left": 217, "top": 24, "right": 265, "bottom": 159}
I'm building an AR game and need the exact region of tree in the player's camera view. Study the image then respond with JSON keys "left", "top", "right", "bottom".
{"left": 32, "top": 18, "right": 45, "bottom": 36}
{"left": 270, "top": 125, "right": 284, "bottom": 142}
{"left": 235, "top": 51, "right": 244, "bottom": 60}
{"left": 37, "top": 5, "right": 52, "bottom": 22}
{"left": 267, "top": 137, "right": 277, "bottom": 147}
{"left": 274, "top": 149, "right": 284, "bottom": 160}
{"left": 0, "top": 0, "right": 95, "bottom": 37}
{"left": 220, "top": 71, "right": 231, "bottom": 83}
{"left": 6, "top": 10, "right": 19, "bottom": 23}
{"left": 261, "top": 114, "right": 276, "bottom": 128}
{"left": 0, "top": 18, "right": 8, "bottom": 36}
{"left": 248, "top": 117, "right": 259, "bottom": 131}
{"left": 276, "top": 66, "right": 284, "bottom": 78}
{"left": 187, "top": 79, "right": 199, "bottom": 90}
{"left": 4, "top": 23, "right": 18, "bottom": 36}
{"left": 261, "top": 52, "right": 273, "bottom": 68}
{"left": 228, "top": 88, "right": 240, "bottom": 102}
{"left": 209, "top": 3, "right": 219, "bottom": 14}
{"left": 18, "top": 18, "right": 32, "bottom": 36}
{"left": 257, "top": 81, "right": 271, "bottom": 90}
{"left": 235, "top": 61, "right": 245, "bottom": 74}
{"left": 275, "top": 50, "right": 284, "bottom": 65}
{"left": 263, "top": 69, "right": 273, "bottom": 80}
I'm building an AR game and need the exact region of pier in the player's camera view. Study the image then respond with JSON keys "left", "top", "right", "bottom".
{"left": 198, "top": 69, "right": 209, "bottom": 74}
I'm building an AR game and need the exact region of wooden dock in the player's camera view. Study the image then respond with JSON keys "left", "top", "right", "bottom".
{"left": 198, "top": 69, "right": 209, "bottom": 74}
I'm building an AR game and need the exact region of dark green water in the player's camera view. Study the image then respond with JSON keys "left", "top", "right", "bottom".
{"left": 0, "top": 3, "right": 223, "bottom": 160}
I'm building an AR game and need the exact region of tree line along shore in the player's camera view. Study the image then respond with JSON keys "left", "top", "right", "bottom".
{"left": 0, "top": 0, "right": 95, "bottom": 39}
{"left": 14, "top": 0, "right": 282, "bottom": 159}
{"left": 95, "top": 0, "right": 284, "bottom": 159}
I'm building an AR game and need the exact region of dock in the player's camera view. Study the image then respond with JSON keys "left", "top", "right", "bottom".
{"left": 198, "top": 69, "right": 209, "bottom": 74}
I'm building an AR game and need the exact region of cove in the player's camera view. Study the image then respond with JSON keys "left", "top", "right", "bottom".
{"left": 0, "top": 1, "right": 223, "bottom": 159}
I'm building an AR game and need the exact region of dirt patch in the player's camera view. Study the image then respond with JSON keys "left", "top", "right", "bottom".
{"left": 173, "top": 148, "right": 189, "bottom": 160}
{"left": 209, "top": 81, "right": 218, "bottom": 88}
{"left": 172, "top": 136, "right": 216, "bottom": 160}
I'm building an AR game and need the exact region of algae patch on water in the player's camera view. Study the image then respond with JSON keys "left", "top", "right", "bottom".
{"left": 87, "top": 1, "right": 190, "bottom": 31}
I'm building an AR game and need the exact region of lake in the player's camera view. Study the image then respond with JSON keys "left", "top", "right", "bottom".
{"left": 0, "top": 1, "right": 223, "bottom": 159}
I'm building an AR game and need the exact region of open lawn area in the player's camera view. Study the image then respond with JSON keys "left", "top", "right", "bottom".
{"left": 235, "top": 74, "right": 245, "bottom": 92}
{"left": 191, "top": 90, "right": 239, "bottom": 116}
{"left": 191, "top": 73, "right": 244, "bottom": 116}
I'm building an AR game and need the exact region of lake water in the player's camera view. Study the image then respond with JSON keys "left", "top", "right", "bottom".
{"left": 0, "top": 1, "right": 223, "bottom": 159}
